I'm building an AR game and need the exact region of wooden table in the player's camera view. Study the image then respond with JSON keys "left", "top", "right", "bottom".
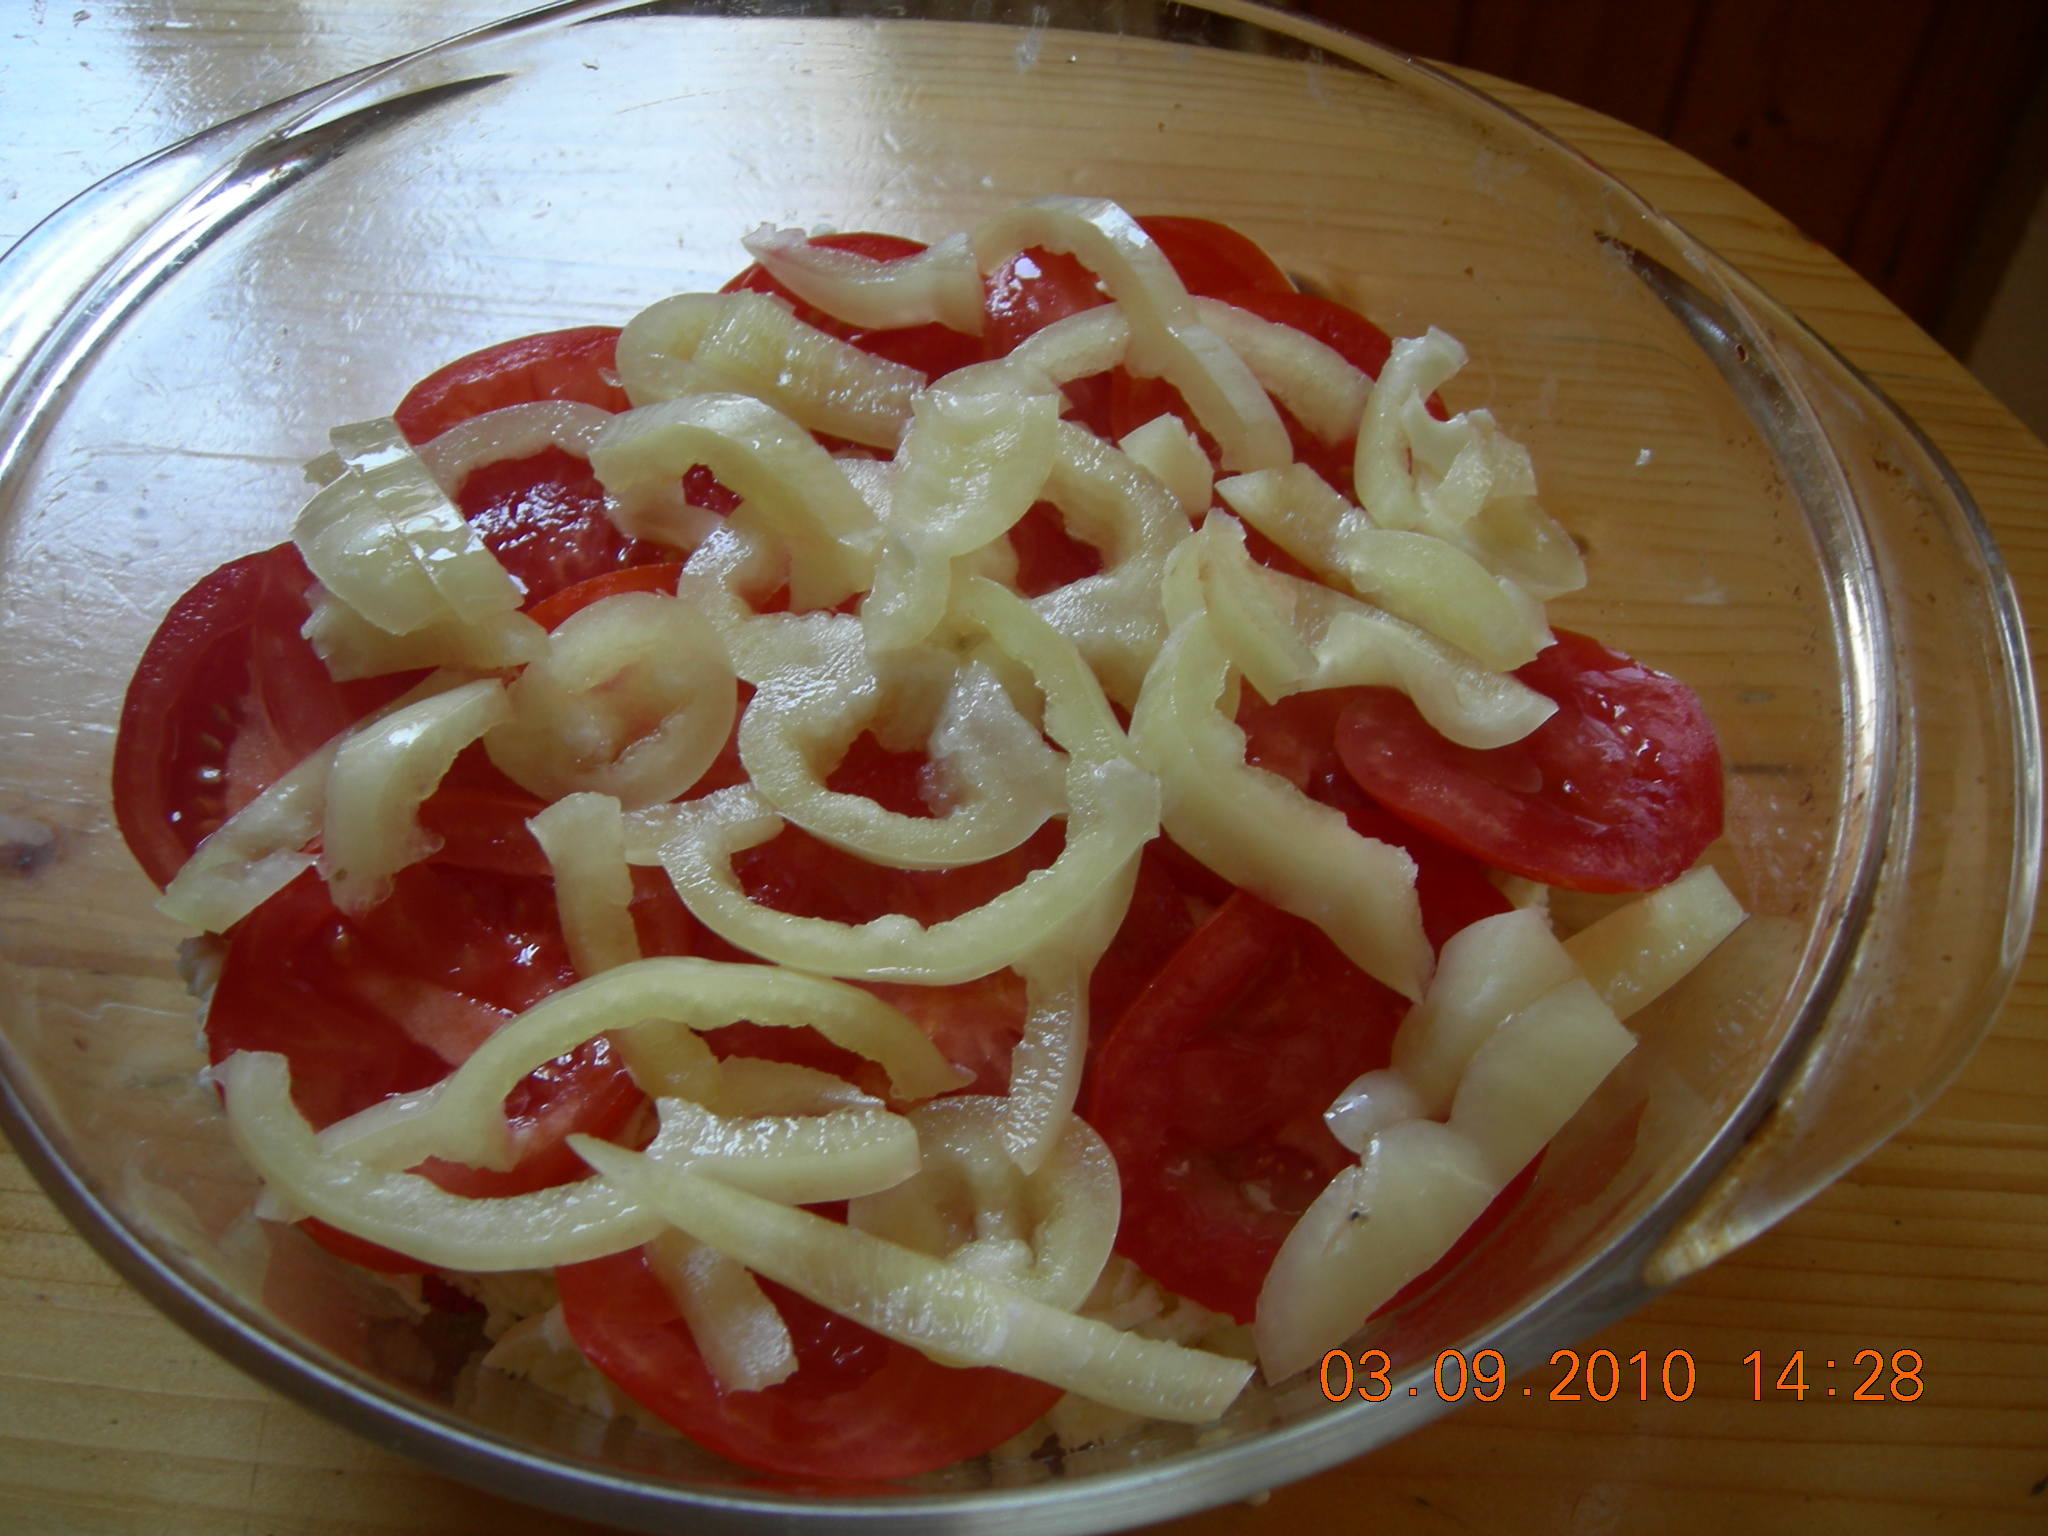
{"left": 1, "top": 6, "right": 2043, "bottom": 1533}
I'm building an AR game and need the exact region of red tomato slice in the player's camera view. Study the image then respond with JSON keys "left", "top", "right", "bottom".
{"left": 1007, "top": 500, "right": 1105, "bottom": 597}
{"left": 206, "top": 867, "right": 644, "bottom": 1190}
{"left": 454, "top": 446, "right": 676, "bottom": 609}
{"left": 1215, "top": 286, "right": 1394, "bottom": 380}
{"left": 1085, "top": 889, "right": 1407, "bottom": 1322}
{"left": 1238, "top": 686, "right": 1512, "bottom": 951}
{"left": 981, "top": 245, "right": 1108, "bottom": 358}
{"left": 557, "top": 1247, "right": 1060, "bottom": 1480}
{"left": 523, "top": 560, "right": 683, "bottom": 631}
{"left": 393, "top": 326, "right": 629, "bottom": 446}
{"left": 111, "top": 544, "right": 410, "bottom": 889}
{"left": 1137, "top": 215, "right": 1295, "bottom": 299}
{"left": 723, "top": 232, "right": 983, "bottom": 380}
{"left": 1336, "top": 630, "right": 1725, "bottom": 893}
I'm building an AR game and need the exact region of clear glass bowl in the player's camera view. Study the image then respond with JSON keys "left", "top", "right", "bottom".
{"left": 0, "top": 3, "right": 2034, "bottom": 1531}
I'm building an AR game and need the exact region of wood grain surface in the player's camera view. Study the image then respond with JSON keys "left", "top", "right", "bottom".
{"left": 0, "top": 7, "right": 2043, "bottom": 1534}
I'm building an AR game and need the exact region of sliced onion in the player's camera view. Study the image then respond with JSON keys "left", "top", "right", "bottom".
{"left": 848, "top": 1096, "right": 1119, "bottom": 1311}
{"left": 1287, "top": 576, "right": 1555, "bottom": 749}
{"left": 645, "top": 1095, "right": 921, "bottom": 1205}
{"left": 1217, "top": 465, "right": 1552, "bottom": 672}
{"left": 573, "top": 1138, "right": 1252, "bottom": 1423}
{"left": 528, "top": 793, "right": 640, "bottom": 977}
{"left": 1027, "top": 421, "right": 1194, "bottom": 707}
{"left": 1008, "top": 304, "right": 1131, "bottom": 384}
{"left": 412, "top": 957, "right": 964, "bottom": 1173}
{"left": 1117, "top": 414, "right": 1213, "bottom": 520}
{"left": 156, "top": 744, "right": 333, "bottom": 933}
{"left": 648, "top": 1230, "right": 796, "bottom": 1393}
{"left": 321, "top": 678, "right": 511, "bottom": 914}
{"left": 1564, "top": 866, "right": 1747, "bottom": 1020}
{"left": 1389, "top": 907, "right": 1578, "bottom": 1117}
{"left": 220, "top": 1050, "right": 666, "bottom": 1271}
{"left": 1193, "top": 296, "right": 1371, "bottom": 444}
{"left": 972, "top": 197, "right": 1289, "bottom": 472}
{"left": 1322, "top": 1069, "right": 1427, "bottom": 1156}
{"left": 741, "top": 225, "right": 985, "bottom": 335}
{"left": 302, "top": 585, "right": 547, "bottom": 681}
{"left": 1253, "top": 1119, "right": 1496, "bottom": 1381}
{"left": 414, "top": 400, "right": 613, "bottom": 494}
{"left": 999, "top": 852, "right": 1139, "bottom": 1172}
{"left": 1354, "top": 330, "right": 1585, "bottom": 599}
{"left": 294, "top": 419, "right": 521, "bottom": 634}
{"left": 1129, "top": 611, "right": 1431, "bottom": 1000}
{"left": 615, "top": 289, "right": 923, "bottom": 450}
{"left": 591, "top": 393, "right": 877, "bottom": 610}
{"left": 485, "top": 591, "right": 736, "bottom": 810}
{"left": 656, "top": 581, "right": 1160, "bottom": 985}
{"left": 862, "top": 362, "right": 1061, "bottom": 652}
{"left": 739, "top": 618, "right": 1067, "bottom": 871}
{"left": 1448, "top": 976, "right": 1635, "bottom": 1185}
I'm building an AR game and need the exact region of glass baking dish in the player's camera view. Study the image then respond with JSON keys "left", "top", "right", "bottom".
{"left": 0, "top": 2, "right": 2033, "bottom": 1530}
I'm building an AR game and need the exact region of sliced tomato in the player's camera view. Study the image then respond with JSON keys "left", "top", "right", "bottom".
{"left": 1085, "top": 889, "right": 1407, "bottom": 1322}
{"left": 723, "top": 232, "right": 983, "bottom": 380}
{"left": 1216, "top": 286, "right": 1394, "bottom": 381}
{"left": 205, "top": 867, "right": 643, "bottom": 1195}
{"left": 524, "top": 561, "right": 683, "bottom": 632}
{"left": 557, "top": 1247, "right": 1060, "bottom": 1480}
{"left": 111, "top": 544, "right": 410, "bottom": 889}
{"left": 392, "top": 326, "right": 629, "bottom": 445}
{"left": 981, "top": 245, "right": 1108, "bottom": 358}
{"left": 1007, "top": 500, "right": 1105, "bottom": 597}
{"left": 453, "top": 446, "right": 674, "bottom": 609}
{"left": 1138, "top": 215, "right": 1295, "bottom": 299}
{"left": 1239, "top": 686, "right": 1511, "bottom": 951}
{"left": 1336, "top": 630, "right": 1724, "bottom": 893}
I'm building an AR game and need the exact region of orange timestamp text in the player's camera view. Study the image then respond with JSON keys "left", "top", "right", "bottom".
{"left": 1319, "top": 1347, "right": 1926, "bottom": 1404}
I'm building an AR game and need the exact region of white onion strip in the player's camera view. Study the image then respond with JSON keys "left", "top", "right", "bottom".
{"left": 320, "top": 678, "right": 511, "bottom": 915}
{"left": 972, "top": 197, "right": 1289, "bottom": 473}
{"left": 648, "top": 1230, "right": 797, "bottom": 1393}
{"left": 1217, "top": 465, "right": 1552, "bottom": 673}
{"left": 1000, "top": 853, "right": 1139, "bottom": 1172}
{"left": 591, "top": 393, "right": 877, "bottom": 611}
{"left": 656, "top": 580, "right": 1160, "bottom": 985}
{"left": 528, "top": 793, "right": 640, "bottom": 978}
{"left": 615, "top": 289, "right": 923, "bottom": 450}
{"left": 294, "top": 419, "right": 522, "bottom": 634}
{"left": 573, "top": 1138, "right": 1253, "bottom": 1423}
{"left": 221, "top": 1050, "right": 668, "bottom": 1271}
{"left": 485, "top": 591, "right": 737, "bottom": 810}
{"left": 355, "top": 957, "right": 965, "bottom": 1175}
{"left": 1131, "top": 612, "right": 1430, "bottom": 1001}
{"left": 848, "top": 1095, "right": 1120, "bottom": 1312}
{"left": 1193, "top": 297, "right": 1372, "bottom": 444}
{"left": 741, "top": 226, "right": 986, "bottom": 335}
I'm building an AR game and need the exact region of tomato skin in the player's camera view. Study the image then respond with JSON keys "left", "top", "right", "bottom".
{"left": 112, "top": 544, "right": 408, "bottom": 889}
{"left": 556, "top": 1247, "right": 1061, "bottom": 1480}
{"left": 724, "top": 232, "right": 983, "bottom": 380}
{"left": 523, "top": 560, "right": 682, "bottom": 631}
{"left": 393, "top": 326, "right": 629, "bottom": 445}
{"left": 1138, "top": 215, "right": 1295, "bottom": 299}
{"left": 1238, "top": 686, "right": 1512, "bottom": 952}
{"left": 1336, "top": 630, "right": 1725, "bottom": 893}
{"left": 454, "top": 446, "right": 675, "bottom": 609}
{"left": 1086, "top": 890, "right": 1407, "bottom": 1322}
{"left": 1007, "top": 500, "right": 1105, "bottom": 597}
{"left": 205, "top": 867, "right": 645, "bottom": 1199}
{"left": 1216, "top": 286, "right": 1393, "bottom": 380}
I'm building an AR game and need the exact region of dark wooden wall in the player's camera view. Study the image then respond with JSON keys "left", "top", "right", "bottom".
{"left": 1278, "top": 0, "right": 2048, "bottom": 333}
